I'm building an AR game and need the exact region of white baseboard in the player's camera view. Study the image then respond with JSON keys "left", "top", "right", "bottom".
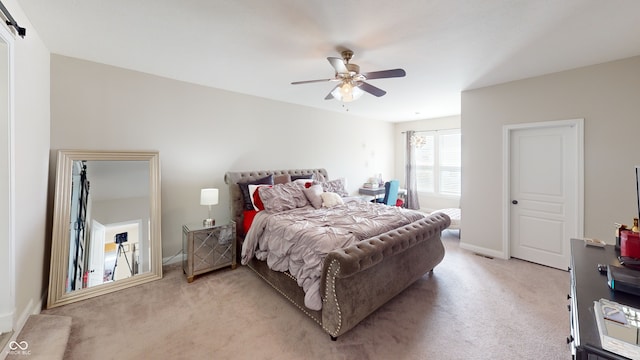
{"left": 162, "top": 252, "right": 183, "bottom": 266}
{"left": 15, "top": 297, "right": 43, "bottom": 331}
{"left": 0, "top": 310, "right": 13, "bottom": 334}
{"left": 459, "top": 241, "right": 508, "bottom": 260}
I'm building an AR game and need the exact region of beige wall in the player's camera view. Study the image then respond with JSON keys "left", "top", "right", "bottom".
{"left": 461, "top": 56, "right": 640, "bottom": 256}
{"left": 1, "top": 0, "right": 51, "bottom": 332}
{"left": 50, "top": 55, "right": 395, "bottom": 259}
{"left": 394, "top": 115, "right": 461, "bottom": 212}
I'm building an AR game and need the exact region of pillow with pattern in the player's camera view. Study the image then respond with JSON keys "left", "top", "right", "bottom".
{"left": 248, "top": 184, "right": 272, "bottom": 211}
{"left": 260, "top": 182, "right": 309, "bottom": 212}
{"left": 316, "top": 178, "right": 348, "bottom": 197}
{"left": 238, "top": 174, "right": 274, "bottom": 211}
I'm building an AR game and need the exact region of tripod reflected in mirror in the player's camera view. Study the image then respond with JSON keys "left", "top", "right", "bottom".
{"left": 112, "top": 232, "right": 133, "bottom": 281}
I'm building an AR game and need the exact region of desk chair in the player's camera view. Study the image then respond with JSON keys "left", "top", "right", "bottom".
{"left": 374, "top": 180, "right": 404, "bottom": 207}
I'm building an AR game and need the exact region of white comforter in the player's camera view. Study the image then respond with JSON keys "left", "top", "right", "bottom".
{"left": 241, "top": 201, "right": 426, "bottom": 310}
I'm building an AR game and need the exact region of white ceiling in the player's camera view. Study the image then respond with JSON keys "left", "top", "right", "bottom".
{"left": 16, "top": 0, "right": 640, "bottom": 122}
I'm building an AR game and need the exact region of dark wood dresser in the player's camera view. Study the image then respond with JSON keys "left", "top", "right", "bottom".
{"left": 569, "top": 238, "right": 640, "bottom": 359}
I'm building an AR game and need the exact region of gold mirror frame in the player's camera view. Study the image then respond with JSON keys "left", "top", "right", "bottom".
{"left": 47, "top": 150, "right": 162, "bottom": 308}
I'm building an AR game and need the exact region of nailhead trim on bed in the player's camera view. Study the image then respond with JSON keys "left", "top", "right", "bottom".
{"left": 249, "top": 259, "right": 343, "bottom": 337}
{"left": 247, "top": 264, "right": 323, "bottom": 328}
{"left": 322, "top": 259, "right": 342, "bottom": 337}
{"left": 283, "top": 271, "right": 296, "bottom": 281}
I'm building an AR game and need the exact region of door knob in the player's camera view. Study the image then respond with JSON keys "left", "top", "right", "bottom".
{"left": 512, "top": 200, "right": 518, "bottom": 205}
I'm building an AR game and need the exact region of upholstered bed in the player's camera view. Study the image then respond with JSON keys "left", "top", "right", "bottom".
{"left": 224, "top": 168, "right": 450, "bottom": 339}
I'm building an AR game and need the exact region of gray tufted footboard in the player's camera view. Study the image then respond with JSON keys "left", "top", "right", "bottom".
{"left": 320, "top": 213, "right": 449, "bottom": 338}
{"left": 224, "top": 169, "right": 449, "bottom": 339}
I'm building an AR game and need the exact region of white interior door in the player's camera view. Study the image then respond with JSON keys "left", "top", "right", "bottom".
{"left": 507, "top": 120, "right": 583, "bottom": 270}
{"left": 88, "top": 220, "right": 106, "bottom": 287}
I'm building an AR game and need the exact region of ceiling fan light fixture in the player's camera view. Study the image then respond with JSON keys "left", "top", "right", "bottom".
{"left": 292, "top": 49, "right": 405, "bottom": 102}
{"left": 331, "top": 81, "right": 364, "bottom": 102}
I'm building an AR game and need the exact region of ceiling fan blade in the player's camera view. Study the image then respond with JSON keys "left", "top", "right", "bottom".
{"left": 324, "top": 85, "right": 339, "bottom": 100}
{"left": 291, "top": 78, "right": 335, "bottom": 85}
{"left": 363, "top": 68, "right": 406, "bottom": 80}
{"left": 358, "top": 82, "right": 387, "bottom": 97}
{"left": 327, "top": 57, "right": 348, "bottom": 74}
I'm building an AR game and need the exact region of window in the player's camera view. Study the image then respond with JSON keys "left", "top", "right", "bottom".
{"left": 413, "top": 129, "right": 461, "bottom": 196}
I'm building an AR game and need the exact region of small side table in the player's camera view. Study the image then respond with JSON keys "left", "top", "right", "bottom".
{"left": 182, "top": 221, "right": 236, "bottom": 283}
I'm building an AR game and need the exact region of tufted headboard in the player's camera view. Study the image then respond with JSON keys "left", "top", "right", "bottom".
{"left": 223, "top": 168, "right": 329, "bottom": 242}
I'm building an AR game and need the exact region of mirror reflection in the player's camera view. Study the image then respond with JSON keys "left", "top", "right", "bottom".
{"left": 48, "top": 150, "right": 162, "bottom": 309}
{"left": 67, "top": 160, "right": 151, "bottom": 292}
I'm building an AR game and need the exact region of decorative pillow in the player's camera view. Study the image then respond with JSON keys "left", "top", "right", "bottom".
{"left": 293, "top": 178, "right": 314, "bottom": 188}
{"left": 242, "top": 209, "right": 258, "bottom": 235}
{"left": 259, "top": 182, "right": 309, "bottom": 212}
{"left": 248, "top": 184, "right": 272, "bottom": 211}
{"left": 274, "top": 174, "right": 291, "bottom": 185}
{"left": 303, "top": 184, "right": 324, "bottom": 209}
{"left": 238, "top": 174, "right": 274, "bottom": 211}
{"left": 317, "top": 178, "right": 348, "bottom": 197}
{"left": 291, "top": 174, "right": 313, "bottom": 181}
{"left": 321, "top": 192, "right": 344, "bottom": 208}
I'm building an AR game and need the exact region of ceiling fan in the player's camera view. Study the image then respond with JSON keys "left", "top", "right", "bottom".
{"left": 291, "top": 50, "right": 406, "bottom": 102}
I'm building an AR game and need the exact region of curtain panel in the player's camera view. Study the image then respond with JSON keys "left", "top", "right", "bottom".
{"left": 404, "top": 130, "right": 420, "bottom": 210}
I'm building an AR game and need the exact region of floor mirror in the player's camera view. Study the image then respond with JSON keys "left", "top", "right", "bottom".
{"left": 47, "top": 150, "right": 162, "bottom": 308}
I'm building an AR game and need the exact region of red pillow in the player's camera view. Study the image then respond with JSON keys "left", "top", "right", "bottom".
{"left": 243, "top": 210, "right": 258, "bottom": 235}
{"left": 249, "top": 184, "right": 271, "bottom": 211}
{"left": 253, "top": 187, "right": 266, "bottom": 211}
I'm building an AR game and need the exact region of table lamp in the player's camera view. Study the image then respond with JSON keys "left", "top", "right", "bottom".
{"left": 200, "top": 188, "right": 218, "bottom": 227}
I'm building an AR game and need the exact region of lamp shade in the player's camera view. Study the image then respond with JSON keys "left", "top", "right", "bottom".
{"left": 200, "top": 188, "right": 219, "bottom": 206}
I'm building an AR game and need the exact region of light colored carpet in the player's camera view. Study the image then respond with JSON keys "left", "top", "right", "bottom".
{"left": 5, "top": 314, "right": 71, "bottom": 360}
{"left": 43, "top": 231, "right": 570, "bottom": 359}
{"left": 0, "top": 331, "right": 13, "bottom": 357}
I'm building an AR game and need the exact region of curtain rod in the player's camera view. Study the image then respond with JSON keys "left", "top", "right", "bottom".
{"left": 0, "top": 1, "right": 26, "bottom": 38}
{"left": 400, "top": 129, "right": 455, "bottom": 134}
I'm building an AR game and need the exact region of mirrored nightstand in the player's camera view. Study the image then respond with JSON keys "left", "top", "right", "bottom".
{"left": 182, "top": 221, "right": 236, "bottom": 283}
